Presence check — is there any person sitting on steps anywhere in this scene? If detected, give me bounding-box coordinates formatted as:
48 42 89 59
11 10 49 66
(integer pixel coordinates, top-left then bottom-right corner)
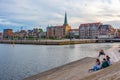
106 55 112 65
98 49 106 62
101 58 109 68
89 59 101 72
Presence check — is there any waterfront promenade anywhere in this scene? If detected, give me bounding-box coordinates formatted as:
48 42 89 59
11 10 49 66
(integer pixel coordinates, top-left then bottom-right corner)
0 39 96 45
24 57 120 80
1 39 120 45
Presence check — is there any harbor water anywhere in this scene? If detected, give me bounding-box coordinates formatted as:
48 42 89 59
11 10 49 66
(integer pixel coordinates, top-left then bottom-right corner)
0 43 120 80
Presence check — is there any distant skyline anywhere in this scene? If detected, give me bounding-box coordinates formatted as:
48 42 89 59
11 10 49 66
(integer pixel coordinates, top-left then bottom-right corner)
1 0 120 32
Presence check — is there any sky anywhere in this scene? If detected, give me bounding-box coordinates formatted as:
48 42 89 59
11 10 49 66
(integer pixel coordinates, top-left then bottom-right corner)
0 0 120 32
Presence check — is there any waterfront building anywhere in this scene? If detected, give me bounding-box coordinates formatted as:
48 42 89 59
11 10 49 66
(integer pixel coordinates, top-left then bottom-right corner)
27 28 43 39
27 30 33 36
69 29 79 39
40 32 46 38
114 29 119 38
79 22 102 39
13 30 27 40
47 26 55 38
32 28 40 38
0 32 3 40
54 26 65 39
98 25 115 39
19 30 27 39
47 25 66 39
13 31 20 40
117 29 120 38
3 29 13 39
63 12 71 36
47 12 71 39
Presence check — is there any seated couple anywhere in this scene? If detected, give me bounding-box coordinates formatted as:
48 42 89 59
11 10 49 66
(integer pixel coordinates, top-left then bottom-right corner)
89 56 112 72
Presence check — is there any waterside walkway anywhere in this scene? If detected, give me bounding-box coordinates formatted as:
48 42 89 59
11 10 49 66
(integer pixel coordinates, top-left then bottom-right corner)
0 39 96 45
1 39 120 45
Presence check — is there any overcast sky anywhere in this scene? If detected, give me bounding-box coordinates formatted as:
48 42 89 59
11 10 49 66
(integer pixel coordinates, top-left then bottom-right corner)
0 0 120 31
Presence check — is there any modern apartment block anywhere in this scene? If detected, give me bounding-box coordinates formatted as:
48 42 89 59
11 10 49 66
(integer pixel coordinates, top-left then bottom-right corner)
79 22 102 39
98 25 115 39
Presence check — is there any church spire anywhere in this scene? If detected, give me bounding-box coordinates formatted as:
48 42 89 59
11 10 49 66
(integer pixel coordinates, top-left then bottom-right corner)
63 12 68 26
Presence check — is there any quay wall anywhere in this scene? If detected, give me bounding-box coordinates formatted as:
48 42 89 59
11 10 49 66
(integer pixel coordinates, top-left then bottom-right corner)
0 39 96 45
0 39 120 45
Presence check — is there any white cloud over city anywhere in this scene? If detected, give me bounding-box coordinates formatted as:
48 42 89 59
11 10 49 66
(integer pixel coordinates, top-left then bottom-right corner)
0 0 120 31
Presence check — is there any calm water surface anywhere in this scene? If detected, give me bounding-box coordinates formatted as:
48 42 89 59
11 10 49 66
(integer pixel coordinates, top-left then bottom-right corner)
0 43 119 80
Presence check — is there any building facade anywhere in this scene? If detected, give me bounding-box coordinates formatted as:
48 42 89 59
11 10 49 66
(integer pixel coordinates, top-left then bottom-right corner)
47 12 71 39
0 32 3 40
79 22 102 39
117 29 120 38
13 30 27 40
3 29 13 39
40 32 46 38
98 25 115 39
27 28 43 39
54 26 65 38
47 27 55 38
47 25 71 39
69 29 79 39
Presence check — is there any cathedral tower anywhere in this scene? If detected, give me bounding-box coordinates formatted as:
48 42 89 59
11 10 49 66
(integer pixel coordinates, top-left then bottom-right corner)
63 12 68 26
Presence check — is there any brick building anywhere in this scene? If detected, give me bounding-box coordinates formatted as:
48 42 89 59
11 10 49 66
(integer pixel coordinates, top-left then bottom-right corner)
47 12 71 39
3 29 13 39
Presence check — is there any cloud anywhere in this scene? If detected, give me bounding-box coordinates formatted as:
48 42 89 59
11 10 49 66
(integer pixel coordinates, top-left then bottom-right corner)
104 20 120 28
0 18 24 26
0 0 120 31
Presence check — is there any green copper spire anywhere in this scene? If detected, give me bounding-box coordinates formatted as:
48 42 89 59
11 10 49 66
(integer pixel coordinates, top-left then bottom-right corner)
64 12 68 26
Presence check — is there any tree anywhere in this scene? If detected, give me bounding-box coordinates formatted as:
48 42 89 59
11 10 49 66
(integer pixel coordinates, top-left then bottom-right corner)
118 29 120 33
39 28 43 32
